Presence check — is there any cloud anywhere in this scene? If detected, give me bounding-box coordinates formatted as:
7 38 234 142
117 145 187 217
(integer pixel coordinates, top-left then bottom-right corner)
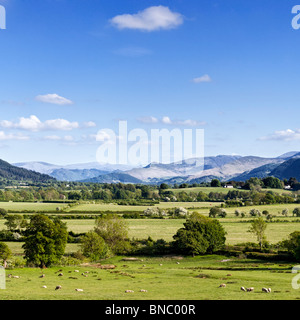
110 6 184 31
192 75 212 83
259 129 300 141
43 135 74 142
0 115 79 132
35 94 73 105
82 121 97 128
0 131 29 141
162 116 172 125
137 116 159 124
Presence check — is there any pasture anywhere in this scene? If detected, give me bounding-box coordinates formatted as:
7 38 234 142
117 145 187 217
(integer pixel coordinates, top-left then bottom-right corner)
0 255 298 300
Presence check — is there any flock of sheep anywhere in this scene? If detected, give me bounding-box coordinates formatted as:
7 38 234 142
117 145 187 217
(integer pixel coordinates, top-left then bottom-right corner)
219 283 272 293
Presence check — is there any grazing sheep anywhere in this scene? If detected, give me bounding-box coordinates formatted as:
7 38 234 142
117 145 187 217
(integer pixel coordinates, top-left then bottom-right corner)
58 273 63 277
125 290 134 293
75 289 84 292
262 287 271 293
39 274 45 278
241 287 247 292
219 284 226 288
268 288 272 293
42 286 47 289
55 285 62 290
159 264 163 266
176 262 180 265
12 276 20 279
74 270 79 273
140 289 148 292
247 287 254 292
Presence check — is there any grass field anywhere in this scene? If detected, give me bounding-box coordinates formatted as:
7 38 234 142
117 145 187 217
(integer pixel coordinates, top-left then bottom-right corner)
0 202 69 212
1 200 300 300
0 255 298 300
65 201 221 213
167 186 295 196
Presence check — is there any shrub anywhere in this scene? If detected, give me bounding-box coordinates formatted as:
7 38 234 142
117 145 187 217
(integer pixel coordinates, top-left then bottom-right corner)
173 213 226 256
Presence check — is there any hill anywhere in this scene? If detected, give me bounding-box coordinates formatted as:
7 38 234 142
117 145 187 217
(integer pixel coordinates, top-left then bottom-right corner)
270 157 300 181
0 159 55 183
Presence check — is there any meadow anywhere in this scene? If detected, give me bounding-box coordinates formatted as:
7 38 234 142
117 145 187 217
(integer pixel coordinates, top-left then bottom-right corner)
1 197 300 300
0 255 298 300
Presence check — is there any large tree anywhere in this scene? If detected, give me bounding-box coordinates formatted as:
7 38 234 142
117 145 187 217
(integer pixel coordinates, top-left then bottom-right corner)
173 213 226 256
248 217 267 250
0 242 11 268
22 214 68 268
94 214 131 254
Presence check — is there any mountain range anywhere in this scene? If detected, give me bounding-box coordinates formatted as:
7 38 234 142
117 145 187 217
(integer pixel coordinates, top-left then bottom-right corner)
11 151 300 184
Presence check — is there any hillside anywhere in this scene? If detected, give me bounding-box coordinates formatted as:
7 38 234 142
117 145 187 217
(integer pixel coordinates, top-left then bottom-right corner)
270 157 300 181
0 159 55 183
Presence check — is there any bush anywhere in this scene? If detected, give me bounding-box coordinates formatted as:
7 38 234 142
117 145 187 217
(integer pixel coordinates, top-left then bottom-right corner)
173 213 226 256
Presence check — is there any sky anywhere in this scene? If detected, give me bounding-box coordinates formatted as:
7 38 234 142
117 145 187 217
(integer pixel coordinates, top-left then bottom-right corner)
0 0 300 165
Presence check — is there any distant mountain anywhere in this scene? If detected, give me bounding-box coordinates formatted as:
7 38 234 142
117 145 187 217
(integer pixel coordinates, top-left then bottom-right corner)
12 152 300 184
0 159 55 183
50 168 109 182
182 156 283 182
81 172 143 184
14 161 137 182
125 155 241 183
276 151 300 159
270 156 300 181
230 162 283 182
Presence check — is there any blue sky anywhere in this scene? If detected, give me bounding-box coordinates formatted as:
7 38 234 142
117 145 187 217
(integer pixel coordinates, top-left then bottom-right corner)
0 0 300 165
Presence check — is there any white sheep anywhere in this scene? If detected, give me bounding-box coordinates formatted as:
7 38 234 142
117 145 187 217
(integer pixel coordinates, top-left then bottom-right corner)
241 287 247 292
125 290 134 293
75 289 84 292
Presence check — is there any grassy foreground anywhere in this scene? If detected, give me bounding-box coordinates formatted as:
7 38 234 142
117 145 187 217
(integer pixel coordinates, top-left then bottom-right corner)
0 255 298 300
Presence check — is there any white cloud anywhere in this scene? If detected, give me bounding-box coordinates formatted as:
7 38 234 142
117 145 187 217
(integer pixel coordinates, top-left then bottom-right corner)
43 135 74 142
35 94 73 105
192 75 212 83
82 121 97 128
0 131 29 141
162 116 172 125
0 115 79 132
137 116 159 124
259 129 300 141
110 6 184 31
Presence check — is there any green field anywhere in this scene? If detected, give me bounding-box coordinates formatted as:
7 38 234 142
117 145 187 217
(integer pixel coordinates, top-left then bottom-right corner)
1 200 300 300
168 186 295 196
0 255 298 300
0 202 69 212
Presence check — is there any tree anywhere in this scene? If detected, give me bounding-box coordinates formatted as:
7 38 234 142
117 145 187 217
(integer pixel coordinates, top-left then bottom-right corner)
209 206 221 218
81 231 110 261
4 215 26 232
22 215 68 268
281 231 300 261
173 213 226 256
248 217 267 251
0 208 7 218
293 208 300 217
94 215 131 254
211 179 221 187
0 242 11 268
